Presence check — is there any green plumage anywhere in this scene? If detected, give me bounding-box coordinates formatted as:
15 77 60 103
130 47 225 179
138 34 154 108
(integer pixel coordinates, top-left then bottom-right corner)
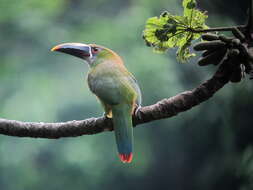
87 45 141 163
51 43 141 163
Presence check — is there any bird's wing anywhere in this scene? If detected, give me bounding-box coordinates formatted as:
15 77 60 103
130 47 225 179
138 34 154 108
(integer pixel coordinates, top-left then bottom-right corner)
126 73 142 107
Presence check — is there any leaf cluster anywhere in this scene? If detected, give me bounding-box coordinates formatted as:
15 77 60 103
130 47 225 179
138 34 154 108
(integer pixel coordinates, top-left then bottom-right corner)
143 0 208 62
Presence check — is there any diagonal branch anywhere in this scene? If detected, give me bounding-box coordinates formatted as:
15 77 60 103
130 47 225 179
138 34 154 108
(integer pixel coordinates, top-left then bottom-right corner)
0 62 232 139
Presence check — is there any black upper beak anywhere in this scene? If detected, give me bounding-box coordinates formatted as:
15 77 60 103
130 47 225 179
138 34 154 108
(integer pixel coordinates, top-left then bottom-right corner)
51 43 91 60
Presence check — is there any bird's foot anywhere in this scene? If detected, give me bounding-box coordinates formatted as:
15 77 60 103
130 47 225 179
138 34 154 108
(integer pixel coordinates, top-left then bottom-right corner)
103 112 109 118
103 112 112 119
134 105 142 120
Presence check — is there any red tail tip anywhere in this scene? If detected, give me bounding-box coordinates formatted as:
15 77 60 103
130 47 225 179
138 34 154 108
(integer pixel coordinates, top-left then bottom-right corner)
119 153 133 163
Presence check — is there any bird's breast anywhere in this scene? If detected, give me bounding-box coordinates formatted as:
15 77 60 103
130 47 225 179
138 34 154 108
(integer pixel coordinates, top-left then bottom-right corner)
88 64 119 91
87 63 137 105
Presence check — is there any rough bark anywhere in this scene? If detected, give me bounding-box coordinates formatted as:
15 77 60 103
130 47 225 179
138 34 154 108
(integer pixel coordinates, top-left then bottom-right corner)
0 63 231 139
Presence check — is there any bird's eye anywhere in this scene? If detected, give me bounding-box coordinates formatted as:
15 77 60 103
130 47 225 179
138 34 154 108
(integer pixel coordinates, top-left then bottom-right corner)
92 47 99 54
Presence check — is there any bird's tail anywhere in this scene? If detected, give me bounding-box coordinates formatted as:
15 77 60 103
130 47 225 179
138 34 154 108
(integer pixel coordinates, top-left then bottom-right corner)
112 104 133 163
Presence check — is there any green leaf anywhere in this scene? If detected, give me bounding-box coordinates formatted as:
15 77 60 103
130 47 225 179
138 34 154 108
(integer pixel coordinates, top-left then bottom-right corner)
176 33 196 62
183 0 197 17
142 0 208 63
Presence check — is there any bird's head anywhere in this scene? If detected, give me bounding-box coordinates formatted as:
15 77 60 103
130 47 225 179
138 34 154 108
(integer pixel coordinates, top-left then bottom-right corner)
51 43 119 66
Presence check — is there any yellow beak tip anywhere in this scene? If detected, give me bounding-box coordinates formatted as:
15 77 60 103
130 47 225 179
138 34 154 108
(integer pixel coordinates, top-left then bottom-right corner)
51 46 59 52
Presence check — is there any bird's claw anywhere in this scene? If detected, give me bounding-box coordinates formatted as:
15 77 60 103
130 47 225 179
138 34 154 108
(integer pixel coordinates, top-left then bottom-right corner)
103 112 109 119
134 105 142 120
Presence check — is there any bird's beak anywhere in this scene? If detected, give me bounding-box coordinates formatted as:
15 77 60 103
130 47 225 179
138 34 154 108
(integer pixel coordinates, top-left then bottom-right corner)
51 43 92 60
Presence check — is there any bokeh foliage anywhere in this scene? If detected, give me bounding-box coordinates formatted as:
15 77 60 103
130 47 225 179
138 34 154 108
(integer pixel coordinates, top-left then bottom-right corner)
0 0 252 190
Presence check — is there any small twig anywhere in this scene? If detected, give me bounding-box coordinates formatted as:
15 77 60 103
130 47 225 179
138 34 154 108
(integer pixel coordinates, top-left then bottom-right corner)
189 25 246 33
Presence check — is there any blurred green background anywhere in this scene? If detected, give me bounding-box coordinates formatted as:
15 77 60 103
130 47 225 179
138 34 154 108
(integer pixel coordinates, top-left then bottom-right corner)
0 0 252 189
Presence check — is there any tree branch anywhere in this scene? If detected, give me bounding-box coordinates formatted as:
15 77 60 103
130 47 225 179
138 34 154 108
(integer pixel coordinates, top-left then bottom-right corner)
0 62 232 139
190 25 246 33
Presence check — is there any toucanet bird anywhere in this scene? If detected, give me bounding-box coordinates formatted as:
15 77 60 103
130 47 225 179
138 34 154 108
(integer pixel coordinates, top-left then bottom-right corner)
51 43 141 163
